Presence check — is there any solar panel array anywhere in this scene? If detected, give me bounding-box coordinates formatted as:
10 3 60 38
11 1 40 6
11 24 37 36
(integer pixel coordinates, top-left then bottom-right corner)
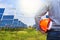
0 8 27 28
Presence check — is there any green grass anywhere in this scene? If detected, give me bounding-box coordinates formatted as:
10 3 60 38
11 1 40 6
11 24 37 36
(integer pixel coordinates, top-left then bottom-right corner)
0 29 46 40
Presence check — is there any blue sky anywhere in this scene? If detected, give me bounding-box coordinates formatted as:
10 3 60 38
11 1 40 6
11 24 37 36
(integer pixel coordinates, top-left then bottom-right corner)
0 0 47 26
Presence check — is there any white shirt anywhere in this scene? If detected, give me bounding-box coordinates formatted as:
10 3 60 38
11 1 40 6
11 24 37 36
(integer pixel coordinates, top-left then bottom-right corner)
35 0 60 29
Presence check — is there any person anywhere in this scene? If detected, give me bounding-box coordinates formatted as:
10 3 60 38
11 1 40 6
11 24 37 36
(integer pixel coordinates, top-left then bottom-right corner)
35 0 60 40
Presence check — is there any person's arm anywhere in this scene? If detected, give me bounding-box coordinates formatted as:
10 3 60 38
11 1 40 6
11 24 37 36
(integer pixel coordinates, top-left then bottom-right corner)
35 6 49 33
35 6 49 26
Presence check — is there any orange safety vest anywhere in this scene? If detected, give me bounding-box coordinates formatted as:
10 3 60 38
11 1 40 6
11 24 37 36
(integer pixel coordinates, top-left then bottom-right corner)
39 18 51 33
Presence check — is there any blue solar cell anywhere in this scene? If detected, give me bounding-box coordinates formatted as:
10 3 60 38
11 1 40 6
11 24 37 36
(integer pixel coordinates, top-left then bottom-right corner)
13 22 18 25
13 19 19 27
11 20 27 28
17 21 27 27
0 23 5 27
0 8 5 13
3 15 14 19
1 20 13 25
18 21 24 24
0 14 2 19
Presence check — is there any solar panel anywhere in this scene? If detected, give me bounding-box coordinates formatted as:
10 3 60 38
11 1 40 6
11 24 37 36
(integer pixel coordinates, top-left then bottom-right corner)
13 19 19 27
3 15 14 20
13 20 24 27
19 21 27 28
0 23 5 27
0 8 5 13
1 20 13 26
17 21 25 27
